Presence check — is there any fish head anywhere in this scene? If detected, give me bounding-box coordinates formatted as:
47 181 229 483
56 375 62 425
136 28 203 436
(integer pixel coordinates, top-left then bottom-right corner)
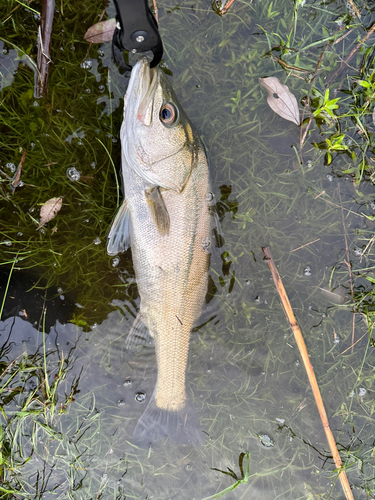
123 58 199 188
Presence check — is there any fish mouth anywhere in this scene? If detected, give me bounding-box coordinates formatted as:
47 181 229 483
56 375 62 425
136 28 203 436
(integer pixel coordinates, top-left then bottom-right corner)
129 58 158 126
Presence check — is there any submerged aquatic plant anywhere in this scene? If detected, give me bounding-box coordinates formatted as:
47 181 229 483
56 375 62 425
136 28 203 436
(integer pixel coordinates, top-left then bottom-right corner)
1 0 375 499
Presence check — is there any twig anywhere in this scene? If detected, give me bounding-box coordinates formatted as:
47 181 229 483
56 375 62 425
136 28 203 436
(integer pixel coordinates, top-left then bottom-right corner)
218 0 236 15
347 0 361 19
152 0 158 23
0 354 22 380
11 149 27 193
262 247 354 500
340 332 367 355
291 238 320 253
327 24 375 85
35 0 55 98
333 29 354 46
338 187 356 353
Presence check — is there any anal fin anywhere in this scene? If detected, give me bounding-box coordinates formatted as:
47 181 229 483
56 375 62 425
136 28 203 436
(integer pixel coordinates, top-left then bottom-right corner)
125 312 153 351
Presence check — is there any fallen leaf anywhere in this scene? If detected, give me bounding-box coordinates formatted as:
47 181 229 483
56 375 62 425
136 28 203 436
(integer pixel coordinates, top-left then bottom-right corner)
84 18 117 44
260 77 300 125
37 197 63 230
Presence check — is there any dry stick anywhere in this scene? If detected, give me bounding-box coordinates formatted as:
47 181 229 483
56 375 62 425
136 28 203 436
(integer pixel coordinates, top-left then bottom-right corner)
35 0 55 98
11 149 27 192
262 247 354 500
327 23 375 85
152 0 159 23
338 187 356 353
220 0 236 15
291 238 320 253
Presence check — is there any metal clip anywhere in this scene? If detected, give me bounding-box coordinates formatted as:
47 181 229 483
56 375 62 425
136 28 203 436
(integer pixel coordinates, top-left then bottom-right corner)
112 0 163 71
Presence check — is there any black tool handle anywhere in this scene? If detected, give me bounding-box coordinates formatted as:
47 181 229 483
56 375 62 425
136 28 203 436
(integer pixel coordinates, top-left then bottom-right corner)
113 0 163 70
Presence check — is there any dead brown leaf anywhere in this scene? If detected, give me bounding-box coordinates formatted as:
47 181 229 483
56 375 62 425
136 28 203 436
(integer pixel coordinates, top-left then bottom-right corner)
37 197 63 230
260 76 300 125
84 18 116 44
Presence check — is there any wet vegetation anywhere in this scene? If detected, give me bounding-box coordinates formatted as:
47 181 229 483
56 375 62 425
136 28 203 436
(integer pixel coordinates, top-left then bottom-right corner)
1 0 375 498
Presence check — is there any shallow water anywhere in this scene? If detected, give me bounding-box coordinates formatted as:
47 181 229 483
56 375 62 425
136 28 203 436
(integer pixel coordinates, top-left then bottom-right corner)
1 0 375 498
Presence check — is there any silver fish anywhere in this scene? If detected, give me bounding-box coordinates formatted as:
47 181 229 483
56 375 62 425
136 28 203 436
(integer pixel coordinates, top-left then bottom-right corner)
108 58 217 447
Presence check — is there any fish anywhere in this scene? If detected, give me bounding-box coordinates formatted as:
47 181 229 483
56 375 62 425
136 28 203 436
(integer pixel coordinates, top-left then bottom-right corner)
107 58 218 447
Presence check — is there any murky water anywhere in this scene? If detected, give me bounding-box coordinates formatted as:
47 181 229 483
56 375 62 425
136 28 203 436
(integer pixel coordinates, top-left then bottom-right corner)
1 0 375 498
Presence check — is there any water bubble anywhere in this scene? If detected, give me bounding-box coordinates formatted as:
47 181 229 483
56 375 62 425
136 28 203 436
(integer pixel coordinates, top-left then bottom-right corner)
112 257 120 267
353 247 362 256
85 88 91 94
98 49 105 57
60 295 65 300
326 174 333 182
185 463 193 471
306 160 313 168
135 392 146 403
91 161 96 169
304 266 312 277
123 378 132 387
117 399 125 407
57 287 63 294
358 387 367 397
207 192 214 202
370 202 375 210
102 473 108 480
33 101 39 107
17 232 23 237
245 279 251 285
6 162 16 173
66 166 81 181
3 240 12 247
80 59 92 69
258 434 275 448
276 418 285 424
3 48 8 54
93 237 101 245
70 45 75 51
349 390 354 398
295 360 300 367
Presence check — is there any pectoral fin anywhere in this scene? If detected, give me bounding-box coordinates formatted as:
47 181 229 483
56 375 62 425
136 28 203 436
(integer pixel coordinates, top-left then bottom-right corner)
145 187 170 236
107 200 132 255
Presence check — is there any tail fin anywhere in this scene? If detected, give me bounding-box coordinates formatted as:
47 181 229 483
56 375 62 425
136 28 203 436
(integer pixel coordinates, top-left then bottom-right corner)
132 392 204 448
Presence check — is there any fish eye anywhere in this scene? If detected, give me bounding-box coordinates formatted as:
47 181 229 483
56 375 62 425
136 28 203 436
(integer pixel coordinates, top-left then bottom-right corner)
160 103 177 126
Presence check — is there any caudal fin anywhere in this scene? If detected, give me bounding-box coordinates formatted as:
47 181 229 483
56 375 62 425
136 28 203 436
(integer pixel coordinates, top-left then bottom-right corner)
132 393 204 448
